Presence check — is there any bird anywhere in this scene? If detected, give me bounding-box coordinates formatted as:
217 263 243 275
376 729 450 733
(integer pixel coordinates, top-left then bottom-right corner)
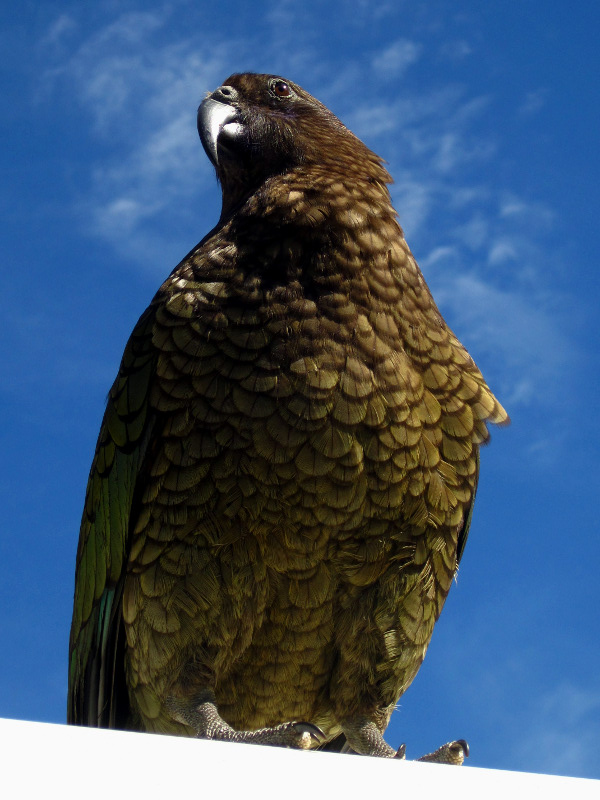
68 72 508 761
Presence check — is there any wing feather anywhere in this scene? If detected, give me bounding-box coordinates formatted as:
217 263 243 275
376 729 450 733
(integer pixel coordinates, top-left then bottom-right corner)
68 308 157 727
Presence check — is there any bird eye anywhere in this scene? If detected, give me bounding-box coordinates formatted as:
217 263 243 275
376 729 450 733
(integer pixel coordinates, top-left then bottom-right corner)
271 79 292 98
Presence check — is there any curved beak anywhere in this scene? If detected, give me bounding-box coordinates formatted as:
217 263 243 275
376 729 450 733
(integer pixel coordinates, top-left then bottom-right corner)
197 98 242 167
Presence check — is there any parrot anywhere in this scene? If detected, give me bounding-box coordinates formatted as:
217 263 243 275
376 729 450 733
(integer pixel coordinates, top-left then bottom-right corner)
68 73 508 763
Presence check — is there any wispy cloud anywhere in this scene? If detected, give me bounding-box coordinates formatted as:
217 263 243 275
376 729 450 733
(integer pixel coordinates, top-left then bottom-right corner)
434 270 569 406
371 38 422 76
38 13 78 51
518 88 549 117
439 39 473 61
40 9 232 265
512 682 600 778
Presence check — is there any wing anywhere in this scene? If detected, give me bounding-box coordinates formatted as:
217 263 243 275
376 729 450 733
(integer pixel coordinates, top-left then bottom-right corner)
68 307 157 727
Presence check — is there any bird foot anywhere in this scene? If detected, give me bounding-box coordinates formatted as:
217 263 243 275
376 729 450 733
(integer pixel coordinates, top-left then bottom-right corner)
166 692 324 750
415 739 469 765
341 718 468 764
341 717 400 758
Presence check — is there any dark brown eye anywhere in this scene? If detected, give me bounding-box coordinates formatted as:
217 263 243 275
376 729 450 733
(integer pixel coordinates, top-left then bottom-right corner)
271 80 292 98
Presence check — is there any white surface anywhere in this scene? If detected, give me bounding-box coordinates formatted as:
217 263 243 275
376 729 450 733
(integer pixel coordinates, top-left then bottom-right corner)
1 717 598 799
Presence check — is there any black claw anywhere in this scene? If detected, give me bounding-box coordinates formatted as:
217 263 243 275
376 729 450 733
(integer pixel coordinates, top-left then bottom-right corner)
293 721 326 744
395 743 406 759
453 739 469 758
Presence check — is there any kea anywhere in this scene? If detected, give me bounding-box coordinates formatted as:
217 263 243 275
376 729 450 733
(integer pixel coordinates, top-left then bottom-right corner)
68 73 508 762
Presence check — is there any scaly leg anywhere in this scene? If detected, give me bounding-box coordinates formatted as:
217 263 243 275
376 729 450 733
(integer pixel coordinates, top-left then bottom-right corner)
166 691 324 749
341 718 468 764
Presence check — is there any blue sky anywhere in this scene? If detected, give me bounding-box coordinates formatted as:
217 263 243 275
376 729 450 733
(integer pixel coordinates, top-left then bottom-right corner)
2 0 599 780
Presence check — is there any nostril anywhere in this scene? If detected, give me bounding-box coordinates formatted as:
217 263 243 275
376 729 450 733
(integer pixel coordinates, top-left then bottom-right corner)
215 85 238 102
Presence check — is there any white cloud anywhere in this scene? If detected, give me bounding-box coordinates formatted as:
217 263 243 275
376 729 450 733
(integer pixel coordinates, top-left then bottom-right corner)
347 101 402 138
46 12 226 138
499 195 555 229
540 683 600 730
454 213 490 250
392 180 437 238
439 39 473 61
512 682 600 777
372 38 422 76
488 238 518 265
40 9 232 264
39 13 78 50
518 88 549 117
430 268 571 406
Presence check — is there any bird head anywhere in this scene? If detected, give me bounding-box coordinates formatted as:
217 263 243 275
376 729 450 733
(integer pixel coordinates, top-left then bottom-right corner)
198 73 389 218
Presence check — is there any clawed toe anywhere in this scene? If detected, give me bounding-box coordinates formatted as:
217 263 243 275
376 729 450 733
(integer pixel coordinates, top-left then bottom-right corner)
167 693 322 750
395 743 407 759
271 720 325 749
291 721 326 747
